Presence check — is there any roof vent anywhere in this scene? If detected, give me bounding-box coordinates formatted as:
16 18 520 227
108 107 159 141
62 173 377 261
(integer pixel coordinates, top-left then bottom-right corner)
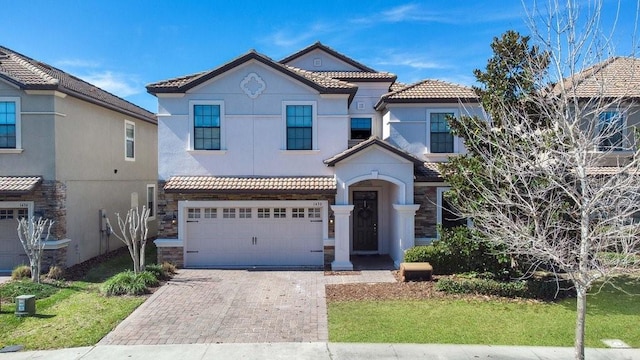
313 58 322 67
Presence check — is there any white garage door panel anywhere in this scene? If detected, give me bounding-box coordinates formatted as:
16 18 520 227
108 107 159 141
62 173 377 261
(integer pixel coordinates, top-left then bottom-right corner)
184 203 324 267
0 209 29 271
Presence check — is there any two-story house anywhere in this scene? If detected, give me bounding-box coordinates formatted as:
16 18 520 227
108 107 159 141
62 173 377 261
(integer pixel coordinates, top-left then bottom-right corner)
148 42 481 270
0 46 158 272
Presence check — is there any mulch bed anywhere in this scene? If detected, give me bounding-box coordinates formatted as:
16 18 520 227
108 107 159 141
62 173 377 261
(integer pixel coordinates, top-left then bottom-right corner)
326 271 445 302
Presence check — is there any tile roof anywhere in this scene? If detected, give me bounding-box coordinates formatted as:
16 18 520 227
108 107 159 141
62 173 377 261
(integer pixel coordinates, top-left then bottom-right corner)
324 137 424 166
0 46 156 124
164 176 337 193
147 51 357 104
0 176 42 194
415 162 443 181
314 71 397 82
376 79 478 109
554 57 640 98
279 42 376 72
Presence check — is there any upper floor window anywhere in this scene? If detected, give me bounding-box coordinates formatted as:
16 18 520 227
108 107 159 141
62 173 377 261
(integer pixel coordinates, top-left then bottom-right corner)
598 111 624 151
0 98 20 149
286 105 312 150
125 120 135 160
193 104 221 150
350 118 372 140
430 112 454 153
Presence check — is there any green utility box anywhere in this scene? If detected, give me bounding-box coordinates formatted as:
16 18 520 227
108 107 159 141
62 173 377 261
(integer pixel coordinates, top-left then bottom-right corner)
15 295 36 316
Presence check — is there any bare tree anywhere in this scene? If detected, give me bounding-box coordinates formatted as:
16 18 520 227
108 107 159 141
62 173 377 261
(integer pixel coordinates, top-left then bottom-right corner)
441 1 639 359
16 217 54 283
106 206 151 274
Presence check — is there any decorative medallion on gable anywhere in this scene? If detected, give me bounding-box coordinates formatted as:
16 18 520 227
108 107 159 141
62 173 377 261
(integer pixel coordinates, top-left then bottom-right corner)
240 72 266 99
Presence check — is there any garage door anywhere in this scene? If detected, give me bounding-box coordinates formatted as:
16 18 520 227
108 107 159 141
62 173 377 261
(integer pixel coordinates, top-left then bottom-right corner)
0 208 29 271
184 201 326 267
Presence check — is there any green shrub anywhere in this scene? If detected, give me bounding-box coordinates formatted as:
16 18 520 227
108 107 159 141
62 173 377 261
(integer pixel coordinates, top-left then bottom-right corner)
404 226 516 279
11 265 31 280
101 270 158 296
435 275 575 300
47 266 65 280
144 264 168 281
0 280 61 299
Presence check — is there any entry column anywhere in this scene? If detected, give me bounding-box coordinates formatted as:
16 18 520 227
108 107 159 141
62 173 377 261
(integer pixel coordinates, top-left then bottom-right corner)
331 204 354 271
392 204 420 267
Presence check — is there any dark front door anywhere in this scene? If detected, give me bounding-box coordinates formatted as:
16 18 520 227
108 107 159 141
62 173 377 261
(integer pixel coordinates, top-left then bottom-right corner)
352 191 378 252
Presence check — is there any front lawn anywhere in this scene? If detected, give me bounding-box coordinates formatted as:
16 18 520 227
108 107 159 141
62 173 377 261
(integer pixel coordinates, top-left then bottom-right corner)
0 248 155 350
328 276 640 347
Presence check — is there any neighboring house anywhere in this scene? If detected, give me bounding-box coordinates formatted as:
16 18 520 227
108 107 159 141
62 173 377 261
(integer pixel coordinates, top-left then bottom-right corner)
0 46 158 273
147 42 482 270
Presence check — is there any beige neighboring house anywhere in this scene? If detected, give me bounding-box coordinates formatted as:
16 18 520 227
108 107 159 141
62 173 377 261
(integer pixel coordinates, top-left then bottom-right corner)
0 45 157 273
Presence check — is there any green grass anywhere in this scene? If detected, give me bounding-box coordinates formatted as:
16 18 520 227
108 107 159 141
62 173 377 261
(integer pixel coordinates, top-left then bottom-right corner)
0 247 154 350
328 276 640 347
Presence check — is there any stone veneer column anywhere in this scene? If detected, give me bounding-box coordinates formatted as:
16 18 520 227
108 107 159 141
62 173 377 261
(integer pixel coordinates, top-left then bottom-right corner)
392 204 421 267
330 204 354 271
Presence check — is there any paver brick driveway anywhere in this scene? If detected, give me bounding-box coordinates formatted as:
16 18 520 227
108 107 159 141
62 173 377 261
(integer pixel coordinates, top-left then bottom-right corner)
99 270 328 345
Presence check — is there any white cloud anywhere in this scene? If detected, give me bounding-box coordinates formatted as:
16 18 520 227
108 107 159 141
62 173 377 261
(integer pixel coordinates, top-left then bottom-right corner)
81 71 140 97
263 21 334 49
376 52 447 70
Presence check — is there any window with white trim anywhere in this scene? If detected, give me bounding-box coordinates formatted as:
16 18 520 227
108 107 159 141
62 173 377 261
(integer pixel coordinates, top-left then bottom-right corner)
0 98 20 149
273 208 286 218
308 208 321 218
146 184 156 219
223 208 236 218
257 208 270 218
598 111 625 151
204 208 217 218
437 187 467 230
429 112 455 153
283 101 316 151
292 208 305 218
190 101 224 151
187 208 201 219
350 117 372 140
239 208 252 218
125 120 135 160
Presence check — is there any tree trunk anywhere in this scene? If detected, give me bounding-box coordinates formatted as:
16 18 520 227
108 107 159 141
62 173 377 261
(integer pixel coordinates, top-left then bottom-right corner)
139 242 146 272
574 285 587 360
30 259 38 283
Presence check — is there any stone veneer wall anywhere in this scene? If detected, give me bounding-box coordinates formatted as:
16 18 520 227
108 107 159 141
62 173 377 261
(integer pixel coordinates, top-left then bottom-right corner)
413 185 438 239
157 246 184 268
1 180 69 269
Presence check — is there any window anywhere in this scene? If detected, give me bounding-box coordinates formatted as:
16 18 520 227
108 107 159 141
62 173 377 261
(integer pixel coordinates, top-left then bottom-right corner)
437 188 467 230
598 111 624 151
239 208 252 218
223 208 236 218
286 104 312 150
350 118 372 140
125 121 135 160
292 208 305 218
0 209 13 220
146 184 156 219
257 208 270 218
204 208 217 218
0 98 19 149
430 112 454 153
308 208 321 218
193 103 221 150
273 208 286 218
187 208 201 219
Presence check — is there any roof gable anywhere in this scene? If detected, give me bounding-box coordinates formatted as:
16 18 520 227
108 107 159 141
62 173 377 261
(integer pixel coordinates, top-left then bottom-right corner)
554 56 640 99
147 50 357 104
280 42 376 72
324 137 424 166
0 46 156 124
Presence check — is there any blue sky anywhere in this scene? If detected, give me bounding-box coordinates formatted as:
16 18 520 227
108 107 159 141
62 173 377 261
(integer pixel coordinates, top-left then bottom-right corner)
1 1 637 112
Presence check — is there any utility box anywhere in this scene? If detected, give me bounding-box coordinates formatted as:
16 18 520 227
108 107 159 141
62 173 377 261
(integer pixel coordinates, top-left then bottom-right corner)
15 295 36 316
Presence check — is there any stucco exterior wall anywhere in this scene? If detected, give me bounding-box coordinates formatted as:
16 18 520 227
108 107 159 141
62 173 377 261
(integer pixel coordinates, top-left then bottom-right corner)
283 49 361 71
157 61 350 180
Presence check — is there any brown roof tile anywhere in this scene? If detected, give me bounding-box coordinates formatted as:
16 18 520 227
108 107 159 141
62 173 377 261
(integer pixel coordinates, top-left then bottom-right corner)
554 57 640 98
415 162 443 181
0 176 42 194
164 176 336 193
0 46 156 124
314 71 397 82
378 79 478 107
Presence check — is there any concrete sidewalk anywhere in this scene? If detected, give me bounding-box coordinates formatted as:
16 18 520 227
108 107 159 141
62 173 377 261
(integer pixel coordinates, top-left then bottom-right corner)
1 343 638 360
